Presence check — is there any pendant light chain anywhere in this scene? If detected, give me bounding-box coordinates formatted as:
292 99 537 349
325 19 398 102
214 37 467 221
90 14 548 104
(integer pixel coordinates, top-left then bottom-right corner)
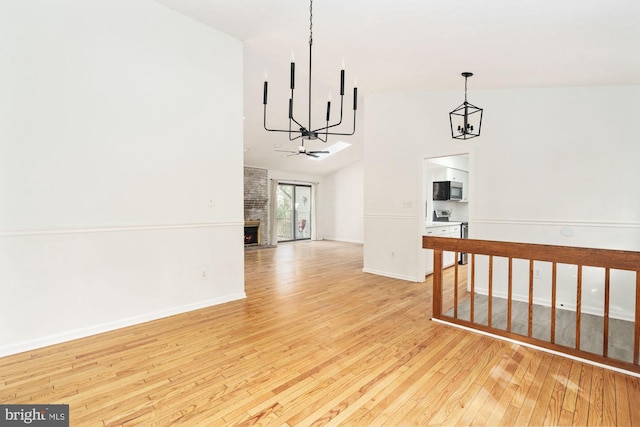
308 0 313 137
464 75 468 104
309 0 313 46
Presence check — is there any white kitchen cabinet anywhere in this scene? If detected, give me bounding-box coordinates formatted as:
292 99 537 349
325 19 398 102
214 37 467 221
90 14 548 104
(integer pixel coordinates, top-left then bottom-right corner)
432 167 465 182
448 224 460 237
445 168 462 182
424 224 461 276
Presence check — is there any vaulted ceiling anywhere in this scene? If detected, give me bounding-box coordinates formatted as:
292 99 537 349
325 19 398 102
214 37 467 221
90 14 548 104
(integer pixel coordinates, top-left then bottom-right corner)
155 0 640 175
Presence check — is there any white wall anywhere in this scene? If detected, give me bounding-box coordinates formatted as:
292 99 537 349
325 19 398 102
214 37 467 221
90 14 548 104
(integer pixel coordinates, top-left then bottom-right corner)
364 86 640 317
317 160 364 243
0 0 245 356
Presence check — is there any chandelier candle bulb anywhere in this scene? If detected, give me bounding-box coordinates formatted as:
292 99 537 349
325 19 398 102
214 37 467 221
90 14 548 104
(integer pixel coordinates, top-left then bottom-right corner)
290 62 295 90
353 87 358 110
263 81 268 105
326 100 331 121
340 69 345 95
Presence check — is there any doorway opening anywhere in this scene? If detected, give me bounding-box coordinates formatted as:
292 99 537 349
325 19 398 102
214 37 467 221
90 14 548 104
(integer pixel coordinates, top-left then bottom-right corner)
276 183 312 242
422 152 472 280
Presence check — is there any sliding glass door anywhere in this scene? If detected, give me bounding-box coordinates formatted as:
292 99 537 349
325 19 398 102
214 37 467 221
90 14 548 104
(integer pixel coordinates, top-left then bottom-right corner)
276 184 311 242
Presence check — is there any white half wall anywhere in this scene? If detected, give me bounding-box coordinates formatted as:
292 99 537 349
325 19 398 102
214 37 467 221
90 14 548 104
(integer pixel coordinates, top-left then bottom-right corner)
0 0 245 356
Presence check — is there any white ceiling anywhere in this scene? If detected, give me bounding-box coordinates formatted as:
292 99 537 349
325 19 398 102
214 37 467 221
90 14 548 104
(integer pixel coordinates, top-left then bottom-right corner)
155 0 640 176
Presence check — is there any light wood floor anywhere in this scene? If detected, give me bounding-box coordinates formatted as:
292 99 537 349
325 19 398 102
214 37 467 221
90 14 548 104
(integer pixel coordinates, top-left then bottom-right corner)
1 240 639 426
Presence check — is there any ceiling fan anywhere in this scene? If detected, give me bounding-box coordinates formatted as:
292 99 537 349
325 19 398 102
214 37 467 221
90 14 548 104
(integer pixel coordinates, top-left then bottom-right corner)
276 144 329 158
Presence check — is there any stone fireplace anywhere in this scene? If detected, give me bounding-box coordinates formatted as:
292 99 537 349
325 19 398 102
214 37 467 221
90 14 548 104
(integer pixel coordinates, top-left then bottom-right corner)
244 166 268 246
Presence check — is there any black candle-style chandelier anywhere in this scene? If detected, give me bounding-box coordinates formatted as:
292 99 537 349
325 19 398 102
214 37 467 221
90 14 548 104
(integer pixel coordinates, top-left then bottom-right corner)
262 0 357 143
449 72 483 140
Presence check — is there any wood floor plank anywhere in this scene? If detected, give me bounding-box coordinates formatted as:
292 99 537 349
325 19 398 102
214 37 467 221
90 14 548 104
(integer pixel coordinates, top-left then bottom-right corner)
602 366 618 426
558 360 583 425
542 357 572 426
452 340 523 426
613 371 632 426
513 352 554 425
464 346 522 425
522 353 563 426
571 363 593 426
0 241 636 426
587 366 605 426
483 347 534 426
626 375 640 427
398 333 492 425
496 349 545 425
428 346 502 425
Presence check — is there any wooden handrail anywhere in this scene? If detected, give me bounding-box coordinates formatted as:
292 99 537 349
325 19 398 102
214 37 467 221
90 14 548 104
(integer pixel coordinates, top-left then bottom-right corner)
423 236 640 270
423 235 640 375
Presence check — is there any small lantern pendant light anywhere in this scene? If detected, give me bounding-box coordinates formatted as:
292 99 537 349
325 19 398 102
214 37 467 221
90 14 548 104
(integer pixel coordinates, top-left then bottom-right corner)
449 72 483 140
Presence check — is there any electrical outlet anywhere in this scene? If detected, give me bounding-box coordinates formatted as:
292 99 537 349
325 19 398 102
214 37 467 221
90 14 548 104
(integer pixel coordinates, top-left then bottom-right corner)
200 268 208 280
207 197 215 207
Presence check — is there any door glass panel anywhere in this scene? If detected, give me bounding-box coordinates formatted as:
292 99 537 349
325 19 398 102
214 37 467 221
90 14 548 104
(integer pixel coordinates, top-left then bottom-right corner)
295 186 311 239
277 184 311 242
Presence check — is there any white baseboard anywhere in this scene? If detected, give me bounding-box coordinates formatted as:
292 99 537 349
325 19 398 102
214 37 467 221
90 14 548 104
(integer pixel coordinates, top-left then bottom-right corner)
0 293 247 358
362 268 419 282
321 237 364 244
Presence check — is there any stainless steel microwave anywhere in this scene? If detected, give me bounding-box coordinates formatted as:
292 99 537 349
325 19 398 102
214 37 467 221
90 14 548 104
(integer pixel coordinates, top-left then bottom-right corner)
433 181 463 201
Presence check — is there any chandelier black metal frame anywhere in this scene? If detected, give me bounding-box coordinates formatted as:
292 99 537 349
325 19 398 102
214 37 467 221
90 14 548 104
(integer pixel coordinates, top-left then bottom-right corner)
262 0 357 143
449 72 483 140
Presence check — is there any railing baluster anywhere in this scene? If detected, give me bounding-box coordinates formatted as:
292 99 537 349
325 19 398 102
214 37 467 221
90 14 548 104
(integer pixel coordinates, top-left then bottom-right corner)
433 249 443 319
488 255 493 328
508 257 513 332
576 265 583 351
470 253 475 324
551 262 557 344
528 260 534 338
635 272 639 366
454 253 459 319
603 268 610 357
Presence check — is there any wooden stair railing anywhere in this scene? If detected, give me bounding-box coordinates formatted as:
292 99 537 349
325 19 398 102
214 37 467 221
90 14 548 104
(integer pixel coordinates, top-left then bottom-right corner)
423 236 640 375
